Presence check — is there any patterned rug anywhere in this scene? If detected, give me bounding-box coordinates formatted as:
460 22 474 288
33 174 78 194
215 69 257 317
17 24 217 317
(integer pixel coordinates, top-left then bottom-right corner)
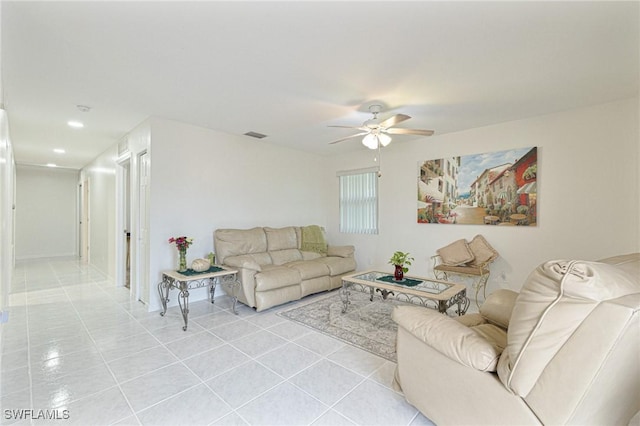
278 290 409 362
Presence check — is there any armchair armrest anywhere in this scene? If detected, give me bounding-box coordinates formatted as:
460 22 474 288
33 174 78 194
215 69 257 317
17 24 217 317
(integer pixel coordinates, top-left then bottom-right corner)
392 306 501 372
223 255 262 272
480 289 519 329
327 245 355 258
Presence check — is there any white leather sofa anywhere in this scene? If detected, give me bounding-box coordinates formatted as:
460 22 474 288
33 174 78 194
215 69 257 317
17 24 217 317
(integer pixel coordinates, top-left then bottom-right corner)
214 226 356 311
393 253 640 425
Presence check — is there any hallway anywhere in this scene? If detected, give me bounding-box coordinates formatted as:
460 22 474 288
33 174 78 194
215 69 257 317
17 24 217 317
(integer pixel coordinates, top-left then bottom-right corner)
0 258 430 426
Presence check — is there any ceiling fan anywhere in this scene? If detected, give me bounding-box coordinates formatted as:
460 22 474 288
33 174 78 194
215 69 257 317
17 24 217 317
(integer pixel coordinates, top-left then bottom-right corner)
328 104 434 149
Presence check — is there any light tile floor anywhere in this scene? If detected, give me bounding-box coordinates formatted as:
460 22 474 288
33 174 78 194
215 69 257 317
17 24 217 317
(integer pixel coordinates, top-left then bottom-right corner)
0 258 435 426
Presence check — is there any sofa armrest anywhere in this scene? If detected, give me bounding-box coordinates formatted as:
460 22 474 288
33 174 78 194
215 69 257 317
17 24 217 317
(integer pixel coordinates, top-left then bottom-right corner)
327 245 355 258
392 306 502 372
224 255 262 272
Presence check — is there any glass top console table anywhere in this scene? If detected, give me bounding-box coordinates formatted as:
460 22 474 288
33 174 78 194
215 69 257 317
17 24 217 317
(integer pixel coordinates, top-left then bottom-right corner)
340 270 469 315
158 266 240 331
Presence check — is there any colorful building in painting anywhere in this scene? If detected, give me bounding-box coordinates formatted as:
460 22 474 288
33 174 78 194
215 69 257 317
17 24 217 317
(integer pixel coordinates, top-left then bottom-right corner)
511 147 538 224
418 157 460 223
469 163 512 208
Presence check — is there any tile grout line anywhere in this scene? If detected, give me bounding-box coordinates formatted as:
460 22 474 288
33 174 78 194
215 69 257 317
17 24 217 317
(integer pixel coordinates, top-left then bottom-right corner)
11 257 425 426
21 264 35 426
55 259 144 425
200 312 377 426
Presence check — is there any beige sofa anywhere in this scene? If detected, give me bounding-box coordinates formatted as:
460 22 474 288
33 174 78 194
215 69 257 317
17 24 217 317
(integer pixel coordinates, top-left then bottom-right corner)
214 226 356 311
393 253 640 425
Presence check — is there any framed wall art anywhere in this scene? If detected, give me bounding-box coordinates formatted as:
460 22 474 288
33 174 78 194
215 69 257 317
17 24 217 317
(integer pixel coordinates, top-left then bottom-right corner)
418 146 537 226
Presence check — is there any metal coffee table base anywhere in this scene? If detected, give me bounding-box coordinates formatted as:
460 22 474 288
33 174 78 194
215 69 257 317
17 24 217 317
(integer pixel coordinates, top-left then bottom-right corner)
340 273 469 316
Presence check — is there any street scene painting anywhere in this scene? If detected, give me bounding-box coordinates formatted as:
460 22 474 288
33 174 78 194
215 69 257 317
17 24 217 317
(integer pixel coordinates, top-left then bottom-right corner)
418 146 537 226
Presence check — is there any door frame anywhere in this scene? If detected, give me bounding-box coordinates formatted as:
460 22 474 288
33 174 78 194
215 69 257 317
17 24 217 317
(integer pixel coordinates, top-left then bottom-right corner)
115 155 131 288
136 150 150 304
79 178 90 261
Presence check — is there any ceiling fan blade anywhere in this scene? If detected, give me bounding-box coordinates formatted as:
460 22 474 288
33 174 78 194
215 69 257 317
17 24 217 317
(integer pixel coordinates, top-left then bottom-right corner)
328 125 370 132
386 128 435 136
328 132 369 144
379 113 411 129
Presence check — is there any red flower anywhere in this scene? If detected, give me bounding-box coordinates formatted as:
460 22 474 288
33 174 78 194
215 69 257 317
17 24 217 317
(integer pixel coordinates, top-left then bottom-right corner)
168 236 193 252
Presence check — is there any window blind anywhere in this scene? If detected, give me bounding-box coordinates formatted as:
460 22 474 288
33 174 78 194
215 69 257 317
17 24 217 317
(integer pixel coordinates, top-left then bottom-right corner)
338 169 378 234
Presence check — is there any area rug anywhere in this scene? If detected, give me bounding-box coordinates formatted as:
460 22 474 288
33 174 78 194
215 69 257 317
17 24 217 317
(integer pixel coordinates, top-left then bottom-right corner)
278 290 410 362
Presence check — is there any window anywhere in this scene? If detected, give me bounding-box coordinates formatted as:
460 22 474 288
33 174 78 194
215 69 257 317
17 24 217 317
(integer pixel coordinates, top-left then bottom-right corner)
338 168 378 234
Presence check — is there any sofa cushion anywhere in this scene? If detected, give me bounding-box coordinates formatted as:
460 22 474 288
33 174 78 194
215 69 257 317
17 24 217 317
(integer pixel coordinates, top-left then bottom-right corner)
270 249 303 265
223 254 262 271
597 253 640 278
215 227 267 264
301 251 323 261
255 265 301 291
265 227 298 251
287 260 330 280
327 245 355 258
314 256 357 276
437 239 475 266
468 235 499 266
499 259 639 396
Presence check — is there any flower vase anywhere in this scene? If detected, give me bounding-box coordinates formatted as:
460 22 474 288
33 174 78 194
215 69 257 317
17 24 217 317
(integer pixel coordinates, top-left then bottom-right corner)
178 250 188 272
394 265 404 281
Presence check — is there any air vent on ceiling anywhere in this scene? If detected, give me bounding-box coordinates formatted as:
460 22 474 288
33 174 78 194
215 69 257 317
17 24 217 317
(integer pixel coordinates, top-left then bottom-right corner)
244 131 267 139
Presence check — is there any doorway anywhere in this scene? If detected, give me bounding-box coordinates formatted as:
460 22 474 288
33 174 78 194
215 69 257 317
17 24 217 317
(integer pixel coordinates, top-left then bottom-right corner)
137 151 150 305
115 149 150 305
80 179 90 261
116 158 131 289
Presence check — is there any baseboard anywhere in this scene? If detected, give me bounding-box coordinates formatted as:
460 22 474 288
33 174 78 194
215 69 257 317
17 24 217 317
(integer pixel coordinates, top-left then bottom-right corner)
15 253 78 261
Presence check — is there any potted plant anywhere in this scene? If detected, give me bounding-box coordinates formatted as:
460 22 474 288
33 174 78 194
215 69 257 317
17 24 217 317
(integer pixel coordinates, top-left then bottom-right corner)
388 251 414 281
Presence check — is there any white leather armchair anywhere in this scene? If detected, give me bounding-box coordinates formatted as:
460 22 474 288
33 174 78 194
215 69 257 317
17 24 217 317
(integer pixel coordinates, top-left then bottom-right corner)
393 253 640 425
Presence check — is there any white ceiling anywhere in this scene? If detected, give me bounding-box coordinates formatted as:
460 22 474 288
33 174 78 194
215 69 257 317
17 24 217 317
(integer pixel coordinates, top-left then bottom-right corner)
3 1 639 169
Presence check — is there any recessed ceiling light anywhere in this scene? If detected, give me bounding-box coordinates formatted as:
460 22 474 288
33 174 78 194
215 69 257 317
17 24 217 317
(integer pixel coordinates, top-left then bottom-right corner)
67 121 84 128
54 148 65 154
46 163 57 168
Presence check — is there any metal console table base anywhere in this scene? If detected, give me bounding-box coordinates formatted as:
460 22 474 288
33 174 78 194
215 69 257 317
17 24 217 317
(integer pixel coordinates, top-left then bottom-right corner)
158 268 240 331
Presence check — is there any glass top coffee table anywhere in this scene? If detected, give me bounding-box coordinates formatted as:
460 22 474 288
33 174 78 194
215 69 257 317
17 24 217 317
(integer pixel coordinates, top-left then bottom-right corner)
340 270 469 315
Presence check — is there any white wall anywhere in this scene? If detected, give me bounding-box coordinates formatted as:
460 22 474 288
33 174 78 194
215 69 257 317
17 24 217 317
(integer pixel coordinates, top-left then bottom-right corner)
0 1 16 323
145 118 328 311
326 98 639 293
0 109 15 323
80 97 638 311
82 117 330 311
15 165 79 260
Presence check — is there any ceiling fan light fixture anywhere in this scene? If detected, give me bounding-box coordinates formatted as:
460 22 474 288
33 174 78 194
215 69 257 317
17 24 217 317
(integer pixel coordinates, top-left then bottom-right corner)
362 133 378 149
328 104 433 146
362 132 392 149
